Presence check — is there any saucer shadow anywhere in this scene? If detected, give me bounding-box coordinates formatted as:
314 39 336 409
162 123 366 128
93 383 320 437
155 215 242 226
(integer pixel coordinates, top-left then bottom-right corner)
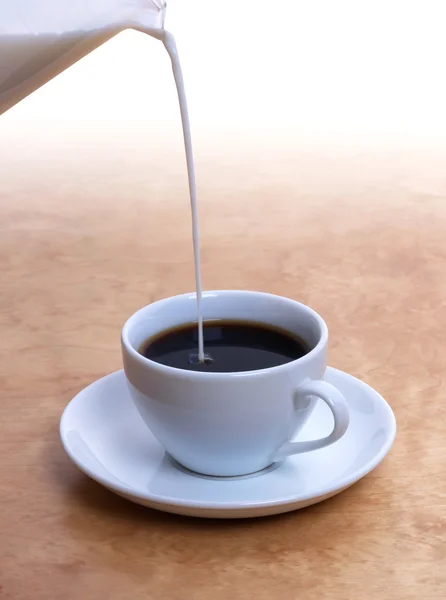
51 420 366 534
54 451 364 533
68 472 363 528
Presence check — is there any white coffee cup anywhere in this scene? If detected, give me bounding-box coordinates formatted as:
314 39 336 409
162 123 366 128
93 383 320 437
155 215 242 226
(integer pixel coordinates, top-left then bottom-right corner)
122 290 349 477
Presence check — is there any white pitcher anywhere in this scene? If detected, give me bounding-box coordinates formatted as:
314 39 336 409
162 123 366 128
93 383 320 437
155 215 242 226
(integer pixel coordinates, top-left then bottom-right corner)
0 0 166 115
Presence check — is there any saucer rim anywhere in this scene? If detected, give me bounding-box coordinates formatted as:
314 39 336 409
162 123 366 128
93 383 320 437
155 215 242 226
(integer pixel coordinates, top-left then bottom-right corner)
60 367 397 511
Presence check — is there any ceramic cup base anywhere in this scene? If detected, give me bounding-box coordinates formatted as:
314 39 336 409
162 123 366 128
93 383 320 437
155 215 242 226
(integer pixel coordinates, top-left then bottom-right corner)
168 455 284 481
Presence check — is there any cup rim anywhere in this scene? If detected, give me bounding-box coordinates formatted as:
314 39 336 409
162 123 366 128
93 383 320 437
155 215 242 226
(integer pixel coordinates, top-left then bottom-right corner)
121 290 328 380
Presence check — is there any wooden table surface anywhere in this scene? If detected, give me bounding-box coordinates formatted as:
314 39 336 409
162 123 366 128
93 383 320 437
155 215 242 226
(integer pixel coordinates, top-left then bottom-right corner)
1 4 446 598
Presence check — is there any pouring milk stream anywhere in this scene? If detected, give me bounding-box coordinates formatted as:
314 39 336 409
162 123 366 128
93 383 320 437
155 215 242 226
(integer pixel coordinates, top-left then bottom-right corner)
0 0 206 361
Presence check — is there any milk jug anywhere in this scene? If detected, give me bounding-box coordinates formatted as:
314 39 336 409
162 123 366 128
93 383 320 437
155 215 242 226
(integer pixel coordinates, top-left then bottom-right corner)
0 0 166 115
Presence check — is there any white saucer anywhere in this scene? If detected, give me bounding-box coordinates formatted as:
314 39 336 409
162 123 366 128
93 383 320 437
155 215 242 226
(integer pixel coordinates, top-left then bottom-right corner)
60 368 396 519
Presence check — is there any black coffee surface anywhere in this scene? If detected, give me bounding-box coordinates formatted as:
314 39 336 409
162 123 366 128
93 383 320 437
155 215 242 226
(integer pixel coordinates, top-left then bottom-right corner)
139 320 309 373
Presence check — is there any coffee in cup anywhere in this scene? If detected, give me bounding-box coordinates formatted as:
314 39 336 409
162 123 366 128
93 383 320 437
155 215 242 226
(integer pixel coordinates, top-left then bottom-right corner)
139 320 310 373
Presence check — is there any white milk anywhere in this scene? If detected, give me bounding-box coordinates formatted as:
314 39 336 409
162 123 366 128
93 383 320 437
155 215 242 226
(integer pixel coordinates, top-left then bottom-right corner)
0 24 206 361
163 31 205 362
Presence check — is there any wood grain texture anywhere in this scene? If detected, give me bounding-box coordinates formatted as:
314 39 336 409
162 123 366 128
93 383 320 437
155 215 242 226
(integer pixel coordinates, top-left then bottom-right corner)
1 23 446 600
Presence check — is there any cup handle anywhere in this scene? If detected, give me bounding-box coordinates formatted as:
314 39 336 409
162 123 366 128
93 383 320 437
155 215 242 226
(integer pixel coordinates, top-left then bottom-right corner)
273 380 350 461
